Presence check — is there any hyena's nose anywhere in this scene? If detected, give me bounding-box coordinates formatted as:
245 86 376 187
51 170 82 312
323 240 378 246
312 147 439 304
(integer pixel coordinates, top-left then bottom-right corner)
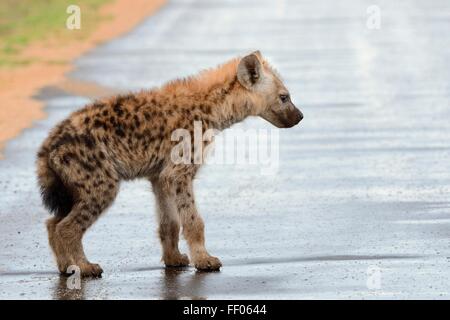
285 108 303 128
293 109 303 125
297 110 304 122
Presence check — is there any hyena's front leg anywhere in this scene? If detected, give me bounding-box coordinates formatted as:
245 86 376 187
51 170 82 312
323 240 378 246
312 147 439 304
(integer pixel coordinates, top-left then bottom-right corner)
152 179 190 267
176 178 222 271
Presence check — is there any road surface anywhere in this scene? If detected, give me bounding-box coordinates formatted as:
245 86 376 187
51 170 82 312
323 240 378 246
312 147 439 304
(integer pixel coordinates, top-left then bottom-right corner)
1 0 449 299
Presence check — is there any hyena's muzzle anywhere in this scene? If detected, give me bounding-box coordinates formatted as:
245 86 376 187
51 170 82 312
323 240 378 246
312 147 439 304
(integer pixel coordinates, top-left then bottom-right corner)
262 101 303 128
279 103 303 128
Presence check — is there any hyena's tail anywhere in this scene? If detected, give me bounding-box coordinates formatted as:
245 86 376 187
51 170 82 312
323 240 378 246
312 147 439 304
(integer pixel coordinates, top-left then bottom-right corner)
36 148 73 218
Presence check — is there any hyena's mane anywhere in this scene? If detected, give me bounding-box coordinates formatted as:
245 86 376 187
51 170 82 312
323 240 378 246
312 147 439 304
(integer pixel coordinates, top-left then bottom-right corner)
159 58 240 95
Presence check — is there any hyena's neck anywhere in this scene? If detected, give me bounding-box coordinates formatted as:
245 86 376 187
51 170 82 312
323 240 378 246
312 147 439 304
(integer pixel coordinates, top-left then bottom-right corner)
204 78 255 131
156 59 257 132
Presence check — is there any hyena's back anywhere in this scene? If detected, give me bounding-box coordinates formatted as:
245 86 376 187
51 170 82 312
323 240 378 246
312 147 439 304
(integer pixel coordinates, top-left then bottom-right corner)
37 93 170 218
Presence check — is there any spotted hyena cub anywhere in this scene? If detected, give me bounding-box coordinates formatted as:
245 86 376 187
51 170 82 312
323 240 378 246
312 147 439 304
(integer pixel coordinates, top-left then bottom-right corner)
37 51 303 277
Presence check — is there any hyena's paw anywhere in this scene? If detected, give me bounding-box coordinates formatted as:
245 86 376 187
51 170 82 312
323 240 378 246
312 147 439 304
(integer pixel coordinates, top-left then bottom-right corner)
194 255 222 271
57 262 71 275
78 262 103 278
164 253 190 267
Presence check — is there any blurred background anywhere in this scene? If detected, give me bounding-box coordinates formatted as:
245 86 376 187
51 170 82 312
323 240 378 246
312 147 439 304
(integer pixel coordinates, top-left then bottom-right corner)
0 0 449 299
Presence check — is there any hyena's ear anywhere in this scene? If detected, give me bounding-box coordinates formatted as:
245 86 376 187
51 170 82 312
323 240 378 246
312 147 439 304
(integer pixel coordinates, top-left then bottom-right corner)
237 53 263 90
251 50 263 60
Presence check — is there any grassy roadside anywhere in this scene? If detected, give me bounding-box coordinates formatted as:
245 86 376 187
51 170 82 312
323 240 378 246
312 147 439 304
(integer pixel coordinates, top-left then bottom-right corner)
0 0 112 68
0 0 166 159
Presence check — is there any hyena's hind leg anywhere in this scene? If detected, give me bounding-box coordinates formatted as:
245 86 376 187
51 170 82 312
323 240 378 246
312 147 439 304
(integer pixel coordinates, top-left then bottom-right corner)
176 177 222 271
47 146 120 277
151 178 190 267
47 209 87 275
46 216 67 272
54 181 119 277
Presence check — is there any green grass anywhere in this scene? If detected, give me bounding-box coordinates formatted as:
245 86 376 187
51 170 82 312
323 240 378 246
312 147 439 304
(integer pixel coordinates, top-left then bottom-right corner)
0 0 112 68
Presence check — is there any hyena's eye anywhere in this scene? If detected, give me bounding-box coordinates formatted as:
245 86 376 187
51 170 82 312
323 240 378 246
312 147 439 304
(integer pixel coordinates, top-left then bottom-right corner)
279 94 290 103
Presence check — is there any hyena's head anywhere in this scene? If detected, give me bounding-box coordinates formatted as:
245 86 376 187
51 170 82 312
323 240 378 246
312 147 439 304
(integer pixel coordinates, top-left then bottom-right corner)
237 51 303 128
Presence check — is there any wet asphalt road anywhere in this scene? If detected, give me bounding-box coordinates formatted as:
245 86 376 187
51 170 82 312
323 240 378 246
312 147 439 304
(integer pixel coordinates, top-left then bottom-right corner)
1 0 450 299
